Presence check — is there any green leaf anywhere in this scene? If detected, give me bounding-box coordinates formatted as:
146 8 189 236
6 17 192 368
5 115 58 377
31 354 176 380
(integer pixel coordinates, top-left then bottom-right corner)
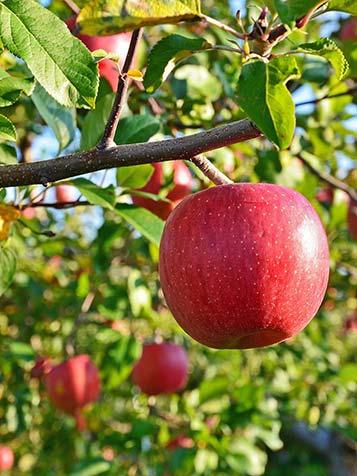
65 178 116 209
273 0 323 24
0 143 17 165
0 246 17 296
0 0 98 108
31 84 76 153
80 93 115 150
115 203 164 247
297 38 349 80
115 114 161 145
117 164 154 188
78 0 202 36
0 67 34 107
327 0 357 14
0 113 16 141
237 57 300 149
69 458 111 476
8 341 35 362
144 34 211 93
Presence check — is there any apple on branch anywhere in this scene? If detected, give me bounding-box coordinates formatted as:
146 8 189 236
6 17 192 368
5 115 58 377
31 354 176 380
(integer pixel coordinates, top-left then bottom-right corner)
159 183 330 349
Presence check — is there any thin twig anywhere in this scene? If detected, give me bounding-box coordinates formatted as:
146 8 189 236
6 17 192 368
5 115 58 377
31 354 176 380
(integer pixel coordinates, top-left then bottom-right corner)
201 14 246 40
98 29 142 150
19 201 91 209
296 87 357 107
65 291 96 357
62 0 80 15
298 154 357 202
0 119 261 188
190 154 233 185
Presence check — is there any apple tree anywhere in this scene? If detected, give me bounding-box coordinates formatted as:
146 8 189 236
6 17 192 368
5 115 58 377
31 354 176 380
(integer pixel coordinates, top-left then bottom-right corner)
0 0 356 475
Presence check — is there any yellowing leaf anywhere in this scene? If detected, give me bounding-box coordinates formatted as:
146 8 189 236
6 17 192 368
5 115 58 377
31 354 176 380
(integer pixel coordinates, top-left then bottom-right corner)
127 69 143 81
0 204 20 241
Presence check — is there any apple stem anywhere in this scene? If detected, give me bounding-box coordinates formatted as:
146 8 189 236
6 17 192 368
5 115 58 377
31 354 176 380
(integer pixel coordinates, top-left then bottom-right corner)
98 29 143 151
190 154 233 186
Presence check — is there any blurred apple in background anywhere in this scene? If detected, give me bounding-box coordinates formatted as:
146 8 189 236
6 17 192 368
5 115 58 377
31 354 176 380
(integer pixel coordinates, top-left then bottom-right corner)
340 17 357 41
55 184 78 203
132 161 193 220
132 342 189 395
0 445 14 472
347 199 357 240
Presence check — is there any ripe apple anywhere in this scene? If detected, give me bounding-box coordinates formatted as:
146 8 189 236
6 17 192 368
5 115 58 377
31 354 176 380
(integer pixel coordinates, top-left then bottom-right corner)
159 183 330 349
132 342 189 395
132 161 193 220
55 184 77 203
0 445 14 471
340 17 357 41
166 435 194 450
44 354 101 428
66 16 134 91
347 199 357 240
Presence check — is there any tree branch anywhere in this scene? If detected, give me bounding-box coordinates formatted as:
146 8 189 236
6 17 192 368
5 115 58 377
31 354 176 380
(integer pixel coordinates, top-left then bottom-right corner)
298 154 357 202
0 119 261 188
62 0 80 15
98 29 142 149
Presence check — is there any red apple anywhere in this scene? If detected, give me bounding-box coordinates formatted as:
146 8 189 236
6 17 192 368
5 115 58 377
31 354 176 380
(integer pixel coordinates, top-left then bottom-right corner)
67 16 134 91
44 354 101 429
166 435 194 450
21 207 36 219
132 342 189 395
316 187 334 206
0 445 14 471
132 162 193 220
340 17 357 41
347 199 357 240
30 356 53 379
55 185 77 203
159 183 330 349
344 310 357 333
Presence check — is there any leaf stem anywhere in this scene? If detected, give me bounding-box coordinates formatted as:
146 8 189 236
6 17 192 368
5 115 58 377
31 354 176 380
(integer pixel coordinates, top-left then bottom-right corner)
98 29 142 150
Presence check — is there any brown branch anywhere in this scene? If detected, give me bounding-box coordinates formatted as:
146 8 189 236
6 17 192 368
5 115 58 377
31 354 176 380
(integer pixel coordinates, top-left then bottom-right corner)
65 291 96 357
62 0 80 15
98 29 142 150
298 154 357 202
191 154 233 185
19 201 91 210
0 119 261 188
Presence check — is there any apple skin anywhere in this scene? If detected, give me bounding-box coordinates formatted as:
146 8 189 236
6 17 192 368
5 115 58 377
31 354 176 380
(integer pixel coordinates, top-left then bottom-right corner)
132 162 193 220
67 17 133 91
166 435 194 450
159 183 330 349
340 17 357 42
132 342 189 395
55 185 77 203
44 354 101 414
347 199 357 240
0 445 14 471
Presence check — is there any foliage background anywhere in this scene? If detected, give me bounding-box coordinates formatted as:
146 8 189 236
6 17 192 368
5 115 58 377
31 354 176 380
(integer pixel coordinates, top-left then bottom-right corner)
0 0 356 475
